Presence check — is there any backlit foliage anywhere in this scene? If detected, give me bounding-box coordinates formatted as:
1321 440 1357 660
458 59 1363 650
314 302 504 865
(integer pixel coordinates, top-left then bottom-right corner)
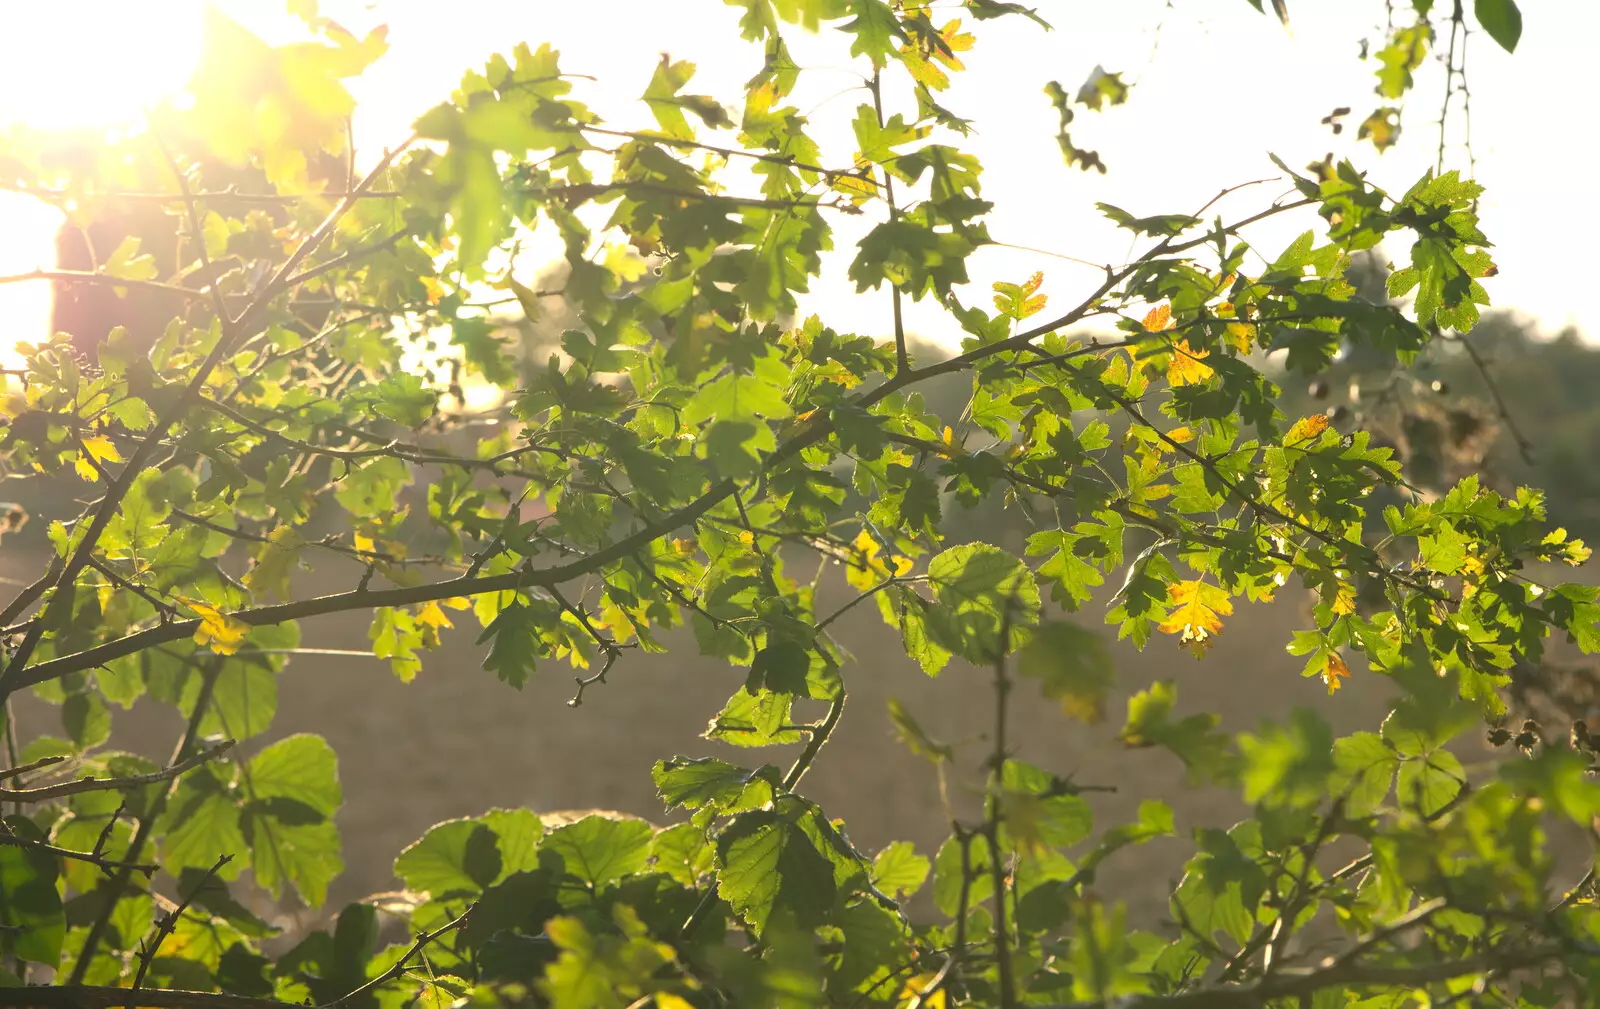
3 1 1594 1007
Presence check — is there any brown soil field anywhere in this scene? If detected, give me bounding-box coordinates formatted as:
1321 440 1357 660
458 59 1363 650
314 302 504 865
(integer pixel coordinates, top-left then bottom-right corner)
5 534 1446 932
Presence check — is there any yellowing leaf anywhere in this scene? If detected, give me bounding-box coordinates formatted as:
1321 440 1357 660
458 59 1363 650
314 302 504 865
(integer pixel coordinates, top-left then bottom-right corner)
1543 527 1592 566
1157 580 1232 657
184 598 250 655
1285 414 1332 445
847 528 912 590
1166 340 1213 387
939 425 964 455
1142 303 1173 332
898 973 948 1009
74 434 122 480
999 790 1056 859
417 600 454 630
1322 650 1351 694
900 20 974 91
832 154 879 205
1320 573 1357 616
993 271 1047 321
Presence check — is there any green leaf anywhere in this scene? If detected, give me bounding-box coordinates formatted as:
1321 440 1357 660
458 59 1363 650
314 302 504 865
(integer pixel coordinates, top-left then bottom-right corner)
843 0 905 67
750 640 811 696
1238 709 1335 808
870 840 930 900
887 697 952 763
1330 732 1399 817
1018 620 1114 724
923 542 1040 662
716 804 837 936
334 456 411 518
1001 759 1093 854
1473 0 1521 51
1118 680 1232 783
932 832 993 917
364 372 438 427
245 734 343 906
159 779 248 882
395 818 504 898
705 687 803 748
653 757 779 811
1396 749 1465 817
478 600 541 688
203 659 279 742
62 689 111 749
0 816 65 965
104 235 157 282
541 815 653 888
481 808 547 881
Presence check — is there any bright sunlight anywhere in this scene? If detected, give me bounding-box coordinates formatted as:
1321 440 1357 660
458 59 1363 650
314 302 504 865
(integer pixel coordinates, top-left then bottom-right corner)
0 2 206 365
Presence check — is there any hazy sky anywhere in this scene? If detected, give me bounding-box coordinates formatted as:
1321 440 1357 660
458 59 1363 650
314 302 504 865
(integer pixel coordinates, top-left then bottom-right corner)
2 0 1596 356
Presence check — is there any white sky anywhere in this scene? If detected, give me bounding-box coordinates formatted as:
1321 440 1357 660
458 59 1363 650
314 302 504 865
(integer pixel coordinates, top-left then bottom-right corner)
2 0 1596 355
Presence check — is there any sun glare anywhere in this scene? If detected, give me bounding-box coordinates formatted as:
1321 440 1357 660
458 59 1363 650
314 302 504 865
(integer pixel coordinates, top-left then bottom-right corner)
0 2 205 130
0 2 207 364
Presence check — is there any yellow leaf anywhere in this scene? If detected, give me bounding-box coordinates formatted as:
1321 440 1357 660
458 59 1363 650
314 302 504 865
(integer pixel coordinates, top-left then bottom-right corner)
1142 303 1173 332
1285 414 1332 445
1322 650 1351 694
1167 426 1194 444
603 242 650 283
74 434 122 480
184 598 250 655
1157 580 1232 656
993 271 1048 320
1322 575 1357 616
417 600 454 630
1166 340 1213 387
898 973 947 1009
833 154 879 204
939 426 964 455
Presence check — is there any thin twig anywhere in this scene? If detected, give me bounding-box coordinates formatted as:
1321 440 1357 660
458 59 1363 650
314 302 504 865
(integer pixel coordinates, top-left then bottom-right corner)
0 753 66 783
317 904 474 1008
0 739 233 802
68 657 225 983
0 831 158 876
126 855 234 1009
1445 331 1534 465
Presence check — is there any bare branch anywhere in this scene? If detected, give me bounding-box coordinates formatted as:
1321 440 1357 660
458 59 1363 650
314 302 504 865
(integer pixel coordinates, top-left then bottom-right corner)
0 740 234 802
